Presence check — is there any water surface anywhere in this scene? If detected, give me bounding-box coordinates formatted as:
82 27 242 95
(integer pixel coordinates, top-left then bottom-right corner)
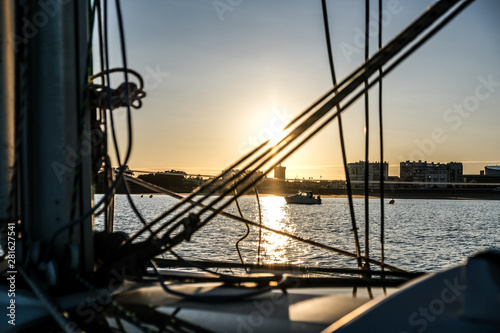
95 195 500 272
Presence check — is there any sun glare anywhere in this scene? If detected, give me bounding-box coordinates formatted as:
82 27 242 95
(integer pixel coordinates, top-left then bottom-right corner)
268 129 287 146
258 196 294 264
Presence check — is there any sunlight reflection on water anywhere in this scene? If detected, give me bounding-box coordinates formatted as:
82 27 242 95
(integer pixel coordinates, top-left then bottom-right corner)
257 196 296 264
95 195 500 272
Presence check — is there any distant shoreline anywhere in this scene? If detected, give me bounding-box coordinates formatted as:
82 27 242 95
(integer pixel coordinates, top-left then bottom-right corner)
125 193 497 200
114 191 500 201
104 179 500 200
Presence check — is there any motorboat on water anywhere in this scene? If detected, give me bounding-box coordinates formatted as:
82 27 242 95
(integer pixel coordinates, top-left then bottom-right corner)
285 191 322 204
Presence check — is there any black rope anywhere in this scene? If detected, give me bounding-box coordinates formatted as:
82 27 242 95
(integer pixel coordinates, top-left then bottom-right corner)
124 140 270 246
124 175 407 272
45 0 142 255
378 0 387 294
151 259 285 303
255 187 263 265
45 0 149 261
363 0 374 300
137 0 455 242
152 258 422 279
363 0 370 266
45 0 99 261
321 0 365 298
234 190 250 273
113 0 470 279
101 0 152 233
186 1 465 233
167 0 473 270
167 249 236 278
96 0 114 233
320 0 363 272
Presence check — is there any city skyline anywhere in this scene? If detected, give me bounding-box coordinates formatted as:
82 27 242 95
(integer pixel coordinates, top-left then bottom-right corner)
101 0 500 180
129 159 498 182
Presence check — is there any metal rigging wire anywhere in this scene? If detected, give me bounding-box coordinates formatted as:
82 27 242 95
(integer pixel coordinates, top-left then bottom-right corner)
90 2 475 300
363 0 374 299
135 0 470 253
378 0 387 294
123 140 270 245
124 175 405 272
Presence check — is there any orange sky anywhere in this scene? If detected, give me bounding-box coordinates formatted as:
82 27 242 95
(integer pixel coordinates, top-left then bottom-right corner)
103 0 500 180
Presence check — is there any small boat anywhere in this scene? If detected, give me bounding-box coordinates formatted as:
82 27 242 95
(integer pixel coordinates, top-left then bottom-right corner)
285 191 322 204
389 199 395 204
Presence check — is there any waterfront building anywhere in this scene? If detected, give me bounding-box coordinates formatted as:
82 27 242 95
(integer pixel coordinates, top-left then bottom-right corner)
347 161 388 182
274 165 286 180
399 161 463 188
485 166 500 176
464 166 500 185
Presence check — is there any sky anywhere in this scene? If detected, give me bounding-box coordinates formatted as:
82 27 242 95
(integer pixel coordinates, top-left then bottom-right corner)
101 0 500 180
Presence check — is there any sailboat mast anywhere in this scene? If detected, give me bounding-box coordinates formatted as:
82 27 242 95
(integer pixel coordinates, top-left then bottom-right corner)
16 1 92 277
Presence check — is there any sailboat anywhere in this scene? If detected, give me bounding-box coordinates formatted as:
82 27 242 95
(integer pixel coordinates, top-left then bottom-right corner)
1 0 499 332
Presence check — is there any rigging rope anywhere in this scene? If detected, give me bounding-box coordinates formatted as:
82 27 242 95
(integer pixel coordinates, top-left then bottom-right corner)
170 0 466 260
99 0 473 289
363 0 374 300
45 0 99 261
151 259 286 303
255 187 263 265
124 175 407 273
321 0 368 298
234 189 250 273
45 0 150 261
89 68 146 110
96 0 114 233
123 140 270 246
320 0 363 274
378 0 387 295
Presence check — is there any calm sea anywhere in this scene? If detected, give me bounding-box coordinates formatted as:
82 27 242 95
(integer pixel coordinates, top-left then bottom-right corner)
95 195 500 273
